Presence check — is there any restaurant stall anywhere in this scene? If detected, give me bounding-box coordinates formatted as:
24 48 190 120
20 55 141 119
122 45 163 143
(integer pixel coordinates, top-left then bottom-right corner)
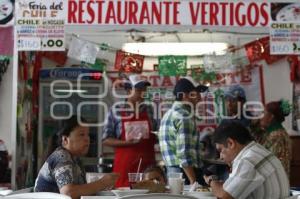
0 0 300 196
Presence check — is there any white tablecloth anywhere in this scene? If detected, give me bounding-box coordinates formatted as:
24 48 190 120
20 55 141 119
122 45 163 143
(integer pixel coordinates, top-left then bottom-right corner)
81 196 216 199
81 197 116 199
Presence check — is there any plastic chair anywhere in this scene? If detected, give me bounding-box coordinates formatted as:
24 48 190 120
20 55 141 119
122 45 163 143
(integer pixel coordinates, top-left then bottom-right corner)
119 193 198 199
4 192 71 199
7 187 33 195
285 195 300 199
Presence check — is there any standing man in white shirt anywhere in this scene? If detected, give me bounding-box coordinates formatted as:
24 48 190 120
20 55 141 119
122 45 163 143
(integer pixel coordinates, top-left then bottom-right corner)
204 121 290 199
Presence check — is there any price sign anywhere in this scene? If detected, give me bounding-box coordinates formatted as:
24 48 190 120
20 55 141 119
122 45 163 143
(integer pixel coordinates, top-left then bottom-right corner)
15 0 65 51
270 22 300 55
41 38 64 51
18 37 41 51
292 42 300 53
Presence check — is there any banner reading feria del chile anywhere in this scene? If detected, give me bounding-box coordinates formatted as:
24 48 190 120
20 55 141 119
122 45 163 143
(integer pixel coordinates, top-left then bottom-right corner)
67 0 270 27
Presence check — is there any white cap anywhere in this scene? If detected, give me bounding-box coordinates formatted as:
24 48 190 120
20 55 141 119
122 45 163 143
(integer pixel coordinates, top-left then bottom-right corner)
125 75 151 89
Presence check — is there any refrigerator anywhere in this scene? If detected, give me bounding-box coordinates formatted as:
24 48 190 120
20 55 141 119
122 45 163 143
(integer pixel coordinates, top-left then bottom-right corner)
37 67 108 172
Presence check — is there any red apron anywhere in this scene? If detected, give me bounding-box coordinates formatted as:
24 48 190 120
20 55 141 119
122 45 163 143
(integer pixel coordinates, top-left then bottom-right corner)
113 110 156 187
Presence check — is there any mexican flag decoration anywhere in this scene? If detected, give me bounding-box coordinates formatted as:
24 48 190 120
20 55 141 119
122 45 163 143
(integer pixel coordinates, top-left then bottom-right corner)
245 36 285 64
114 50 144 73
245 38 266 63
158 56 187 76
258 37 285 65
191 65 203 81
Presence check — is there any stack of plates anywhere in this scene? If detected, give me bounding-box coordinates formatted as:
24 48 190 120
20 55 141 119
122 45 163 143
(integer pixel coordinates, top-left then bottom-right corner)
111 189 149 197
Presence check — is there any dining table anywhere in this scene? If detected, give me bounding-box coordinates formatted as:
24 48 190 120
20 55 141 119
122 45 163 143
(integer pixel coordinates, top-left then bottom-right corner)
80 191 217 199
81 195 217 199
80 185 217 199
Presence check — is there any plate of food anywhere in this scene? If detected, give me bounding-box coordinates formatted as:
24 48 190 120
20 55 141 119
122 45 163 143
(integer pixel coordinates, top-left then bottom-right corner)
112 188 149 197
184 187 213 197
276 3 300 21
131 180 167 193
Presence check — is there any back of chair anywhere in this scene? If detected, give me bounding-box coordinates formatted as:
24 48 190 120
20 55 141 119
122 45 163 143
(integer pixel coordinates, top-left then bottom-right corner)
119 193 197 199
285 195 300 199
8 187 33 195
4 192 71 199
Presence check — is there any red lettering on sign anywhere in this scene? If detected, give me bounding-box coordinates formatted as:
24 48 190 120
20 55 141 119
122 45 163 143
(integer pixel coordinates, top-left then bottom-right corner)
78 0 85 24
173 2 180 25
87 1 95 24
129 1 138 24
219 2 228 25
162 77 173 87
140 2 150 24
260 3 269 26
68 0 77 23
117 1 127 24
189 2 200 25
229 3 234 26
149 76 160 87
96 0 105 23
163 1 172 25
152 2 162 24
106 1 116 24
209 2 219 25
235 3 246 26
247 3 259 26
201 2 208 25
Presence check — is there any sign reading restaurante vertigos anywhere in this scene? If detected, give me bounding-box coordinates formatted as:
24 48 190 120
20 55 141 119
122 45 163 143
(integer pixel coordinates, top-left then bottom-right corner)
270 2 300 55
15 0 66 51
67 0 270 27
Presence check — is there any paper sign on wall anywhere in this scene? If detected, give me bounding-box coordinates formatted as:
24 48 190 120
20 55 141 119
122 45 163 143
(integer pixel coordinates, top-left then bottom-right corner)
67 37 99 64
270 3 300 55
15 0 66 51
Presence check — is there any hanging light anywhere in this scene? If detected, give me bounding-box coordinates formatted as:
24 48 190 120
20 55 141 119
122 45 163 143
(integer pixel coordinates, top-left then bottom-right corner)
122 42 228 56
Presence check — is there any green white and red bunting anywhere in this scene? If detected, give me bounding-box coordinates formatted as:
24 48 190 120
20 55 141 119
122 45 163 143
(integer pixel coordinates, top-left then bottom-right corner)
244 36 285 64
158 56 187 76
114 50 144 73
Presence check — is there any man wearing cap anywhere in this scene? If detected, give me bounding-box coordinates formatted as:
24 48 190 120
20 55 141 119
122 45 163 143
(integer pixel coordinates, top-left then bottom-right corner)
102 75 157 187
158 77 206 184
221 85 251 128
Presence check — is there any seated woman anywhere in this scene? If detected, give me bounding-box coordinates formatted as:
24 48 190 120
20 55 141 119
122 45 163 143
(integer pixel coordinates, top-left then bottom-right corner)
259 100 292 176
34 115 118 199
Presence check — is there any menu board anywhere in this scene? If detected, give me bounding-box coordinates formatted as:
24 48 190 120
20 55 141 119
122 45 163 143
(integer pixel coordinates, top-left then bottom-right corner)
270 3 300 55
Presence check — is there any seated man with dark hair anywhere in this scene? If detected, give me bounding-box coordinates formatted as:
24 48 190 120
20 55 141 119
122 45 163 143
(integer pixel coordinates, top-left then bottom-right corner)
204 121 290 199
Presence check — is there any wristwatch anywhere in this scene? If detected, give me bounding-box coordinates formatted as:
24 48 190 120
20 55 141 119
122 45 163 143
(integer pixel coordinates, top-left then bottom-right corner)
208 175 218 186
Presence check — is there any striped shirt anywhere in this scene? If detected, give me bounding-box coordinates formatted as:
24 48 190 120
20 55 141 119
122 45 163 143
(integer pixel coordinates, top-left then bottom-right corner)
158 101 201 167
223 141 290 199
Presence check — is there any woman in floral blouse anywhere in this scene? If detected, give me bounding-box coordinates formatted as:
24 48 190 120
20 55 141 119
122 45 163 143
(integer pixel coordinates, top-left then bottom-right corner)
259 100 292 177
34 115 118 199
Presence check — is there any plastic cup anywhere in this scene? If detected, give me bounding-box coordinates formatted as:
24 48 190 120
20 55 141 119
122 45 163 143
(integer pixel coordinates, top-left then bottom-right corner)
86 172 104 183
168 172 183 179
167 172 184 194
169 178 184 194
128 173 143 185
